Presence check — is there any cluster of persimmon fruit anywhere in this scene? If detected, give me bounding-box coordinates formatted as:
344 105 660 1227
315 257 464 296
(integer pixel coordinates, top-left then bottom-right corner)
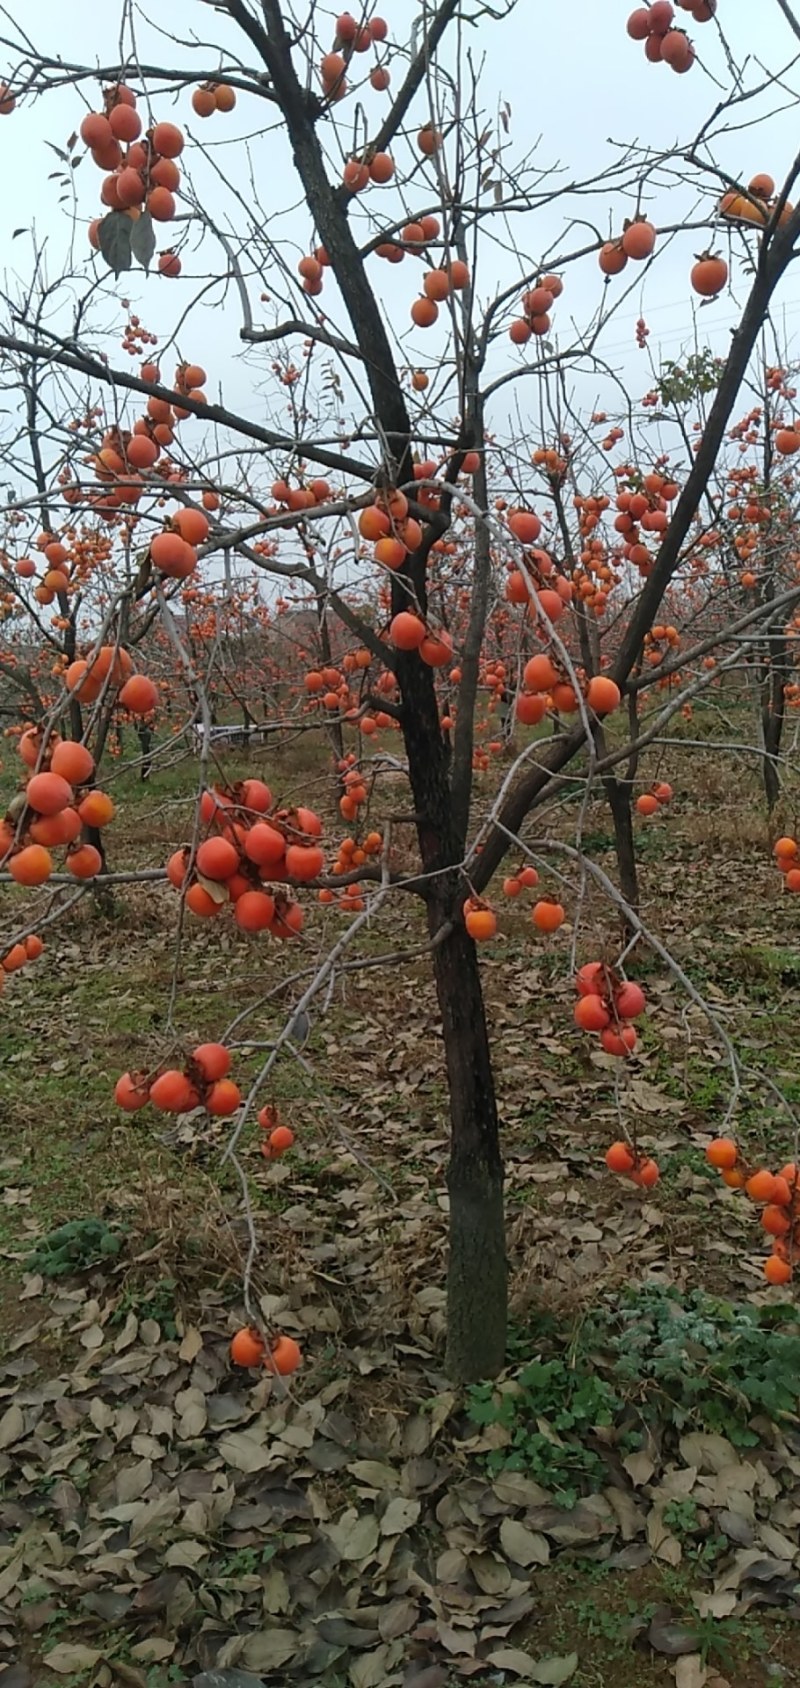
387 613 452 659
115 1041 242 1117
304 671 399 740
626 2 713 75
339 122 442 197
166 780 318 936
230 1327 302 1377
503 519 576 642
613 471 679 572
358 451 475 550
408 248 468 333
1 728 119 888
604 1142 660 1188
772 836 800 893
719 173 794 233
0 931 43 996
118 301 159 360
320 11 389 103
337 756 373 822
10 533 82 607
643 621 681 661
59 642 157 715
82 83 184 276
599 218 657 279
636 780 674 817
321 827 383 913
82 357 214 531
568 468 676 586
505 555 573 623
190 81 237 119
302 217 467 330
299 212 455 306
148 506 212 581
255 1103 296 1160
358 483 431 574
272 474 333 511
116 1045 298 1159
706 1138 799 1285
464 876 565 941
509 275 564 346
516 654 621 727
575 961 648 1057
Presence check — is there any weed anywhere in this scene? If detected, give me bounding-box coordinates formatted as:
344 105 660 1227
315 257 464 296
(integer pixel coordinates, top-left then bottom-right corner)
467 1358 619 1505
468 1284 800 1505
661 1498 701 1538
26 1216 125 1278
585 1282 800 1445
693 1612 768 1670
567 1593 656 1654
111 1276 178 1338
210 1541 279 1580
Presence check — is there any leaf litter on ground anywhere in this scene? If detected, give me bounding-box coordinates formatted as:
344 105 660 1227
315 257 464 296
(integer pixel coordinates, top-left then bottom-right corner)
2 780 800 1682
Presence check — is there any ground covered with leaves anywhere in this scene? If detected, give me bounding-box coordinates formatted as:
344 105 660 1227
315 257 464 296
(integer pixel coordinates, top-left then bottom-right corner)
2 739 800 1688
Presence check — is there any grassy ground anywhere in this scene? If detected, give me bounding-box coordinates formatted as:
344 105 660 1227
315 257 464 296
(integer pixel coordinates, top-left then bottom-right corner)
2 721 800 1687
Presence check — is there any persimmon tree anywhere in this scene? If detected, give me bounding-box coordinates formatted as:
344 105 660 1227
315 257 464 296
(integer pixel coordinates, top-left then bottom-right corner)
3 0 800 1381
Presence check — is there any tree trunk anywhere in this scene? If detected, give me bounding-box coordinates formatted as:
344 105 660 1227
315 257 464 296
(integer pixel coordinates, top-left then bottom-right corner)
397 651 507 1381
136 722 153 781
762 711 781 812
234 0 504 1380
604 775 639 917
429 891 506 1383
761 627 787 812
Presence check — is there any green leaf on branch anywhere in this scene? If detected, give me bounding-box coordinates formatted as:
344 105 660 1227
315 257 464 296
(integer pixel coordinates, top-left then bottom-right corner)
98 210 133 276
130 209 156 271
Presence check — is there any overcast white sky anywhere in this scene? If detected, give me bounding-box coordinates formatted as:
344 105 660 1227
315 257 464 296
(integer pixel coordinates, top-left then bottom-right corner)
2 2 800 461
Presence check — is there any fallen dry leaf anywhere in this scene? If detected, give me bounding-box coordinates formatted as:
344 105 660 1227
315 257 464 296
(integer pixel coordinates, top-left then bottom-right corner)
674 1657 708 1688
42 1643 103 1675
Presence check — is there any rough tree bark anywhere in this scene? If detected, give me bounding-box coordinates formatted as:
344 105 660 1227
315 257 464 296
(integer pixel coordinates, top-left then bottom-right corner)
433 904 506 1381
399 625 507 1380
603 775 639 916
228 0 506 1381
762 634 786 812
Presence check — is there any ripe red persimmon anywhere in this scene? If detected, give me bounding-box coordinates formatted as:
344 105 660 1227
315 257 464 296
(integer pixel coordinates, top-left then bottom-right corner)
264 1125 295 1157
574 994 610 1031
192 1043 231 1082
231 1327 265 1366
605 1141 635 1173
114 1072 150 1111
206 1079 242 1116
265 1334 302 1375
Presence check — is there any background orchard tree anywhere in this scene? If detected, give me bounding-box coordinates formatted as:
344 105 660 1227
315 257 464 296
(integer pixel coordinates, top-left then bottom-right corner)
3 0 800 1382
